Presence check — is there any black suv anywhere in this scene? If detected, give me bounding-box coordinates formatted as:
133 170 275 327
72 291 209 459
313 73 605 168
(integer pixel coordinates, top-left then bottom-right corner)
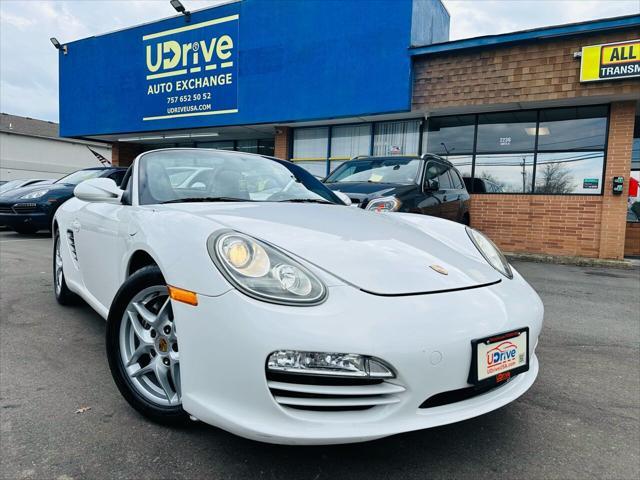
324 154 470 224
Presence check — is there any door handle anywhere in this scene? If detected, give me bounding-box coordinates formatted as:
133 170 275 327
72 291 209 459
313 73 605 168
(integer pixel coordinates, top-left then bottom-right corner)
71 220 81 232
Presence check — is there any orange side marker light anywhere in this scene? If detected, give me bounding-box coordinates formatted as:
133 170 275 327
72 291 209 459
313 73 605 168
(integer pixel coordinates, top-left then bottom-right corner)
168 285 198 306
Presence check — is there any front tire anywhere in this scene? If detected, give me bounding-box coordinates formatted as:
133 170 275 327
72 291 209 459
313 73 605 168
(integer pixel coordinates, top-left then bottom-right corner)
106 266 187 424
53 231 78 305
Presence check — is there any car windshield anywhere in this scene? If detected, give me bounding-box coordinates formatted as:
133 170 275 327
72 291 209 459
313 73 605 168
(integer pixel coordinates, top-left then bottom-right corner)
55 169 106 186
137 150 342 206
325 158 421 184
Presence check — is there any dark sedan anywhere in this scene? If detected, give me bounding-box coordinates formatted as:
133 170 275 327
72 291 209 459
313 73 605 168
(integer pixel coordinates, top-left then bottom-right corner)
324 154 470 224
0 167 126 234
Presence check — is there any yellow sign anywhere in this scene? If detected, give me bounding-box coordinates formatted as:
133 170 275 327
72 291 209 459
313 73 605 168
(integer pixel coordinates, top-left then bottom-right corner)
580 39 640 82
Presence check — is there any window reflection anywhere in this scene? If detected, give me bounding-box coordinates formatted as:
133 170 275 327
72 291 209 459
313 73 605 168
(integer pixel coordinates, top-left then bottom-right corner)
534 152 604 194
538 107 608 151
426 116 475 154
474 154 534 193
476 111 537 152
445 155 473 178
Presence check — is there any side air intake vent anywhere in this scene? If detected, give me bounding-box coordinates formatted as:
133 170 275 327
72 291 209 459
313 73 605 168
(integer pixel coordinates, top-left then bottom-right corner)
66 230 78 262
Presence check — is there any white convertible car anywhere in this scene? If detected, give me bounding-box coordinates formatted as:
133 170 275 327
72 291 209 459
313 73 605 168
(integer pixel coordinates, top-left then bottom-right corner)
53 148 543 445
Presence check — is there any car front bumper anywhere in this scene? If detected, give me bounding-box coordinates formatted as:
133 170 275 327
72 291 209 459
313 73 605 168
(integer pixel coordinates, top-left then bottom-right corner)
0 202 53 230
173 268 544 445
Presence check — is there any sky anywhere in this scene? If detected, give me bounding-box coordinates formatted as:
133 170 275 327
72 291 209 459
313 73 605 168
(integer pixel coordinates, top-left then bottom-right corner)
0 0 638 123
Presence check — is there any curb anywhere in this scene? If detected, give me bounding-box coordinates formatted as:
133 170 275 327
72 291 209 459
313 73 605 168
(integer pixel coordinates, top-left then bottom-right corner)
506 252 636 269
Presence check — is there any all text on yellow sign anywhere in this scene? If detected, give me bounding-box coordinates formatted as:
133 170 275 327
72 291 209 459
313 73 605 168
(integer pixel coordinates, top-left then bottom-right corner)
580 39 640 82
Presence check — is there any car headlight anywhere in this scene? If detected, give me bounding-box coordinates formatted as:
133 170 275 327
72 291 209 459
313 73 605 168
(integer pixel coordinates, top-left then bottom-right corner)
466 227 513 279
366 196 401 212
20 189 50 199
267 350 395 378
208 231 327 305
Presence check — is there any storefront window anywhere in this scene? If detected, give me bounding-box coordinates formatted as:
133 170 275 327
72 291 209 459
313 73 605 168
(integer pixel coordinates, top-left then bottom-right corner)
476 111 537 153
373 120 420 156
427 105 608 195
257 139 275 157
236 140 258 154
534 152 604 194
425 115 475 155
474 154 534 193
538 106 608 151
199 141 235 150
293 127 329 160
295 161 329 178
447 155 473 178
330 124 371 159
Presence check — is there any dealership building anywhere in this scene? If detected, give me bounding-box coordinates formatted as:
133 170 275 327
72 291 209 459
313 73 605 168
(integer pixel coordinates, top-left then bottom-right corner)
56 0 640 259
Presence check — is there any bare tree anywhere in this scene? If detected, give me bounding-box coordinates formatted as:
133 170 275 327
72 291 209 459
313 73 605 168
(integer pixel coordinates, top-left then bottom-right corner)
535 163 574 194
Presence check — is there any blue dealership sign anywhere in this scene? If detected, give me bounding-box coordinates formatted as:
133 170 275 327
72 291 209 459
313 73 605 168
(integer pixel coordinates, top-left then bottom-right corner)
59 0 449 137
142 13 239 122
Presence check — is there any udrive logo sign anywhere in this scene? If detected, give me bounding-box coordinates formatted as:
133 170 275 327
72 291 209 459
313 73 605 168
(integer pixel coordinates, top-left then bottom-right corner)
486 341 518 366
145 35 234 77
142 14 239 81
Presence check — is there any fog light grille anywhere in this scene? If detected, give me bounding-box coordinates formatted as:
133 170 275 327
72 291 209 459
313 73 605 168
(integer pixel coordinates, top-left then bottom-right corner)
266 371 405 412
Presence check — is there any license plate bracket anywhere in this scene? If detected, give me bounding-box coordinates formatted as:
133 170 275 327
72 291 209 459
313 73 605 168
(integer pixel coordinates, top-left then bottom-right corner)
468 327 529 387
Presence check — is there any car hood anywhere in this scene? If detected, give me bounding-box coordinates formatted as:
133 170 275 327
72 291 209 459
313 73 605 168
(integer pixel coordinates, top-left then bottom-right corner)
160 203 501 295
0 183 70 201
325 182 416 200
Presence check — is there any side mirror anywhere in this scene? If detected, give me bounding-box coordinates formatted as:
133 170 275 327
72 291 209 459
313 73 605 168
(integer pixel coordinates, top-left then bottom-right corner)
333 191 352 206
74 178 123 204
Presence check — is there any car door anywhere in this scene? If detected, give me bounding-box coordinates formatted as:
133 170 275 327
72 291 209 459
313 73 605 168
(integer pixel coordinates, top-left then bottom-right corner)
449 167 470 223
417 161 445 218
73 173 131 311
436 165 462 221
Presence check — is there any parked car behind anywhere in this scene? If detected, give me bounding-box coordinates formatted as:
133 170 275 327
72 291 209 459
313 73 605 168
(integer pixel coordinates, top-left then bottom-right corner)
463 177 504 193
0 167 126 234
324 154 471 224
0 178 47 195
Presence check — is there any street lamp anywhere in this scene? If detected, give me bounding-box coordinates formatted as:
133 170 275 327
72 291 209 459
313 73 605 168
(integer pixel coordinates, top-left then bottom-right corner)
170 0 191 21
50 37 67 55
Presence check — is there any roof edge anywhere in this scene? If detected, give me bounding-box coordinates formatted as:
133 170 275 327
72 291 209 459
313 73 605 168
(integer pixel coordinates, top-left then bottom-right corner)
410 14 640 56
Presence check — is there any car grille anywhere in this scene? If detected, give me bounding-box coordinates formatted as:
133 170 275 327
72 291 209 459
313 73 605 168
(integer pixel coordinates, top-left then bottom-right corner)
11 203 38 214
0 203 39 214
266 371 406 412
419 382 508 409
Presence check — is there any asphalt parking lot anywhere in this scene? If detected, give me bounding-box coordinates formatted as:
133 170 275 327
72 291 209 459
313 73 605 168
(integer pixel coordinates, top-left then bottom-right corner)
1 230 638 480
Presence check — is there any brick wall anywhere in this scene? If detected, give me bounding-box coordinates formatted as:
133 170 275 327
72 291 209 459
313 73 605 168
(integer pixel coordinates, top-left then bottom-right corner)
469 195 603 257
625 223 640 257
468 101 636 259
111 142 147 167
413 30 640 111
598 101 636 259
274 126 292 159
413 30 639 260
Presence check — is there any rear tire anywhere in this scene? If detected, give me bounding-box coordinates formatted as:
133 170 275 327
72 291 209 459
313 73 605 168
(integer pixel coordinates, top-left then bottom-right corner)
53 231 78 305
106 266 188 425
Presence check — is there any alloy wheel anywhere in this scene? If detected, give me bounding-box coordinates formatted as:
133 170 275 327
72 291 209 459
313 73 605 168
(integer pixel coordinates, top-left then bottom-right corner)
54 236 63 296
119 286 181 406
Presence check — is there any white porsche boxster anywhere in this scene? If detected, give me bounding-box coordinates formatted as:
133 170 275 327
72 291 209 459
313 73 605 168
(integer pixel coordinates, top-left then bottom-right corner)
52 148 543 445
